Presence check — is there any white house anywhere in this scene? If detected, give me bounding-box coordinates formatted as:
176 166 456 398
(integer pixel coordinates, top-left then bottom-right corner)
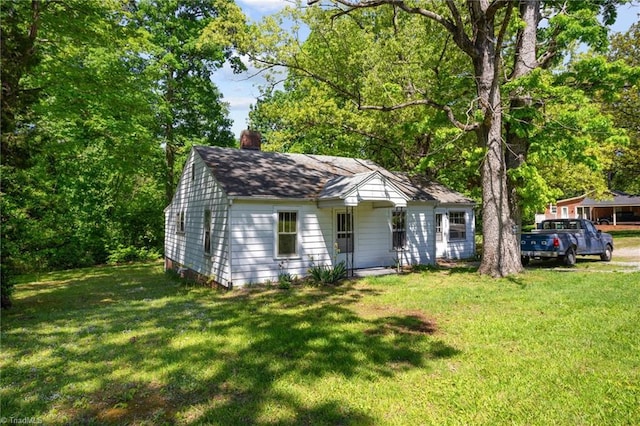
164 145 476 288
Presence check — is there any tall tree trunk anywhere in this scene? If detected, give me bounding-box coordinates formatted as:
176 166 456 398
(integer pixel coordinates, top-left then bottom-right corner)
473 22 523 277
505 0 541 255
164 70 175 204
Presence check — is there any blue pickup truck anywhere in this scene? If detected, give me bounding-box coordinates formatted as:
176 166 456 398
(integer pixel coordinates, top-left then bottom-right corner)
520 219 614 266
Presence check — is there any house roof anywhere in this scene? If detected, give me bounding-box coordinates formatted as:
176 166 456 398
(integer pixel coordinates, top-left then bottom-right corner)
193 146 474 205
579 191 640 207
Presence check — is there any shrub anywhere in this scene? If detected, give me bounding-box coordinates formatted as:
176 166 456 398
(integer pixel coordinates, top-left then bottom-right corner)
1 263 14 309
277 272 292 289
308 261 347 285
107 246 161 265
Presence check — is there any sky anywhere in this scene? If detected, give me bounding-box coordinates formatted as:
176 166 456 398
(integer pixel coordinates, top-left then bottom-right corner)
217 0 290 139
218 0 640 140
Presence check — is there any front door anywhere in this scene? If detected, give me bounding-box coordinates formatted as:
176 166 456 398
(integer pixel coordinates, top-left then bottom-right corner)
335 210 354 268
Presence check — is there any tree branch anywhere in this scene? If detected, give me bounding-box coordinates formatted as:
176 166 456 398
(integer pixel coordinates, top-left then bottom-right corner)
485 0 511 21
494 1 513 75
312 0 476 57
358 99 479 131
251 54 362 103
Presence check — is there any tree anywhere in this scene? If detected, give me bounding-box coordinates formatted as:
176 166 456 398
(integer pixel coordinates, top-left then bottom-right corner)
214 0 633 277
246 6 481 193
2 0 150 306
1 0 162 306
132 0 243 202
605 22 640 194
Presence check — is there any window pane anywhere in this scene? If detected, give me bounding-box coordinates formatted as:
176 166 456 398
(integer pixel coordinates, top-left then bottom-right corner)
336 237 354 253
336 213 353 253
436 214 443 242
204 210 211 253
449 212 466 240
204 231 211 254
278 234 296 255
278 212 297 256
392 210 406 249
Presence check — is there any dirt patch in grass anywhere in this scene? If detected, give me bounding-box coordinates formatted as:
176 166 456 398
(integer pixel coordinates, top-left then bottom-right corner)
354 304 439 336
61 381 173 425
363 313 438 336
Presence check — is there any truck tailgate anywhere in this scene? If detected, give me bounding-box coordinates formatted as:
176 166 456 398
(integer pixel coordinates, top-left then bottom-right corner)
521 234 557 253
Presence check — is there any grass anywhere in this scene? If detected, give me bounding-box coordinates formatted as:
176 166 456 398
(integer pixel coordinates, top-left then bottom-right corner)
1 261 639 425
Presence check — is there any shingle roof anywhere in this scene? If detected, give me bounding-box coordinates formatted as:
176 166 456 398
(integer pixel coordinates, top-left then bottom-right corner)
580 191 640 207
193 146 474 204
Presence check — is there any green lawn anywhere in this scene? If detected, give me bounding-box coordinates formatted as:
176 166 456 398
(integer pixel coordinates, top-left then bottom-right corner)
2 262 639 425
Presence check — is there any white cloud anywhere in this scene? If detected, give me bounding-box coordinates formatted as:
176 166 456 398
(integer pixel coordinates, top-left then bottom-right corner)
225 96 256 110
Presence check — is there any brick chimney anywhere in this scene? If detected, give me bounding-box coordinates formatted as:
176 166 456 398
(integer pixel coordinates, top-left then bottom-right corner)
240 130 262 151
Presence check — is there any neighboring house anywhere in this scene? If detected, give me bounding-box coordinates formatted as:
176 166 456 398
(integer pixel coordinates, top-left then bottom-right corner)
539 191 640 225
164 145 476 288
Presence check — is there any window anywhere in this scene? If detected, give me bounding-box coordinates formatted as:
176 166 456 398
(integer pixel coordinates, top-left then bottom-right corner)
392 208 406 249
191 163 195 181
436 214 443 242
336 212 353 253
277 211 298 256
176 210 185 233
203 209 211 254
561 206 569 219
449 212 466 240
550 205 557 215
577 207 590 220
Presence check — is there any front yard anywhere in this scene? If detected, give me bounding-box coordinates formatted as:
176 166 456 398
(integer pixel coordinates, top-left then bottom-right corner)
1 262 639 425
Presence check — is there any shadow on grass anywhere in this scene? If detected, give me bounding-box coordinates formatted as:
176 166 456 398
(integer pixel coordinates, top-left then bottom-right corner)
523 257 610 271
1 264 459 425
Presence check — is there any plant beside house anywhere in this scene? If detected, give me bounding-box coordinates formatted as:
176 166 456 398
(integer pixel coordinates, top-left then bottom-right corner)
307 262 347 285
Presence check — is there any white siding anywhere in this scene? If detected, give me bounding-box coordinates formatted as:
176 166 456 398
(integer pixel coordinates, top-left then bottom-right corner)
401 204 437 266
344 176 408 207
165 151 475 287
435 206 476 259
354 204 397 268
229 201 334 285
164 151 231 286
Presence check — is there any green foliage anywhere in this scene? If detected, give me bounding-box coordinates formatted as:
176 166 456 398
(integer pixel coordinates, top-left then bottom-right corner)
133 0 240 202
605 22 640 194
277 272 293 289
307 261 347 285
107 246 162 265
242 1 634 223
508 164 562 221
0 0 246 279
0 263 15 309
244 3 474 175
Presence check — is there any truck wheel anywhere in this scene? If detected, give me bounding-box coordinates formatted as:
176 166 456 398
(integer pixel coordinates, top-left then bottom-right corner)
564 247 577 266
600 244 613 262
521 256 530 266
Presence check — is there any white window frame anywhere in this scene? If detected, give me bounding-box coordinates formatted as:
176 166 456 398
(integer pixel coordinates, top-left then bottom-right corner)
336 211 354 254
176 210 185 234
448 211 467 241
550 205 557 215
561 206 569 219
436 213 443 242
276 210 299 258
